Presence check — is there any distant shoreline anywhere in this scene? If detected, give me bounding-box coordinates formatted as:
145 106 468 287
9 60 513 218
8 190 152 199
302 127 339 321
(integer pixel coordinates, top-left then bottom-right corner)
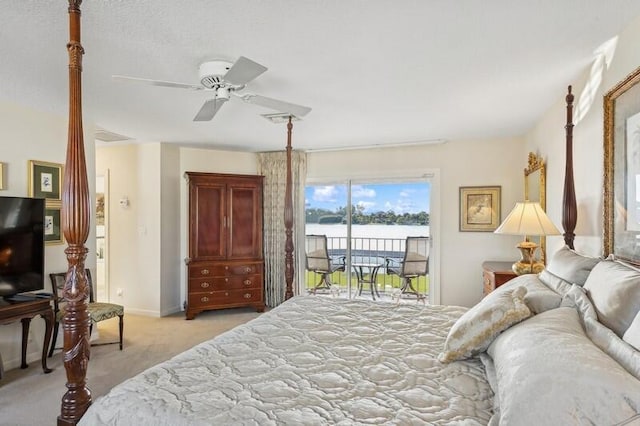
306 224 430 239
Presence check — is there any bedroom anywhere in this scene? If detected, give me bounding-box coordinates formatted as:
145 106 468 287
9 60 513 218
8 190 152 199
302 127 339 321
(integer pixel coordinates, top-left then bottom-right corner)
1 1 640 424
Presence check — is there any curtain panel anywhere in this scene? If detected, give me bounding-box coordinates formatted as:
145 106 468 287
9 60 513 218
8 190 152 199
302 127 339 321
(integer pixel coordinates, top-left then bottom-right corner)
258 151 307 307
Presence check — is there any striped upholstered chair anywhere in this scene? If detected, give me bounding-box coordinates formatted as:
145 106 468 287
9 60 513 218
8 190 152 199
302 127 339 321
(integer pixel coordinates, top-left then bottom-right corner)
48 268 124 357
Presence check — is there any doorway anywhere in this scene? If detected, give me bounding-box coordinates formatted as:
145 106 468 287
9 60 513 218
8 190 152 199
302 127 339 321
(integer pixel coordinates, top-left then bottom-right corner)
96 172 109 302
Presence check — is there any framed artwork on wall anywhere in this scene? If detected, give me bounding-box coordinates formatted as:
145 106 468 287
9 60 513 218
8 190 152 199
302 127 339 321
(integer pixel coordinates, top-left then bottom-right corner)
28 160 63 202
459 186 501 232
44 206 64 245
604 65 640 266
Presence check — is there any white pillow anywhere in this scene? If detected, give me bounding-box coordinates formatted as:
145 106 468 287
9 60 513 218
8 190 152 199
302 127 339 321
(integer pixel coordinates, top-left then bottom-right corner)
583 260 640 337
438 286 531 363
487 307 640 425
624 311 640 352
545 245 600 286
562 284 640 380
494 274 562 314
538 269 573 296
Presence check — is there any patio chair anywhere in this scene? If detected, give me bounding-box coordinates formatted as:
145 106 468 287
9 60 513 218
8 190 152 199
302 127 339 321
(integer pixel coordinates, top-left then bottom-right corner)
305 234 345 294
386 236 429 301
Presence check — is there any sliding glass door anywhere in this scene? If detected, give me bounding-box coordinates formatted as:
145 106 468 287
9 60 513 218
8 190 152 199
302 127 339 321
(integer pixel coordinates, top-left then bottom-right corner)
304 179 430 300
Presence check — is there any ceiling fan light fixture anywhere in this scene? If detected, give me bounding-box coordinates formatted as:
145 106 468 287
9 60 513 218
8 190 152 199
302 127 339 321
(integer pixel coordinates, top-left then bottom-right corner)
216 87 230 101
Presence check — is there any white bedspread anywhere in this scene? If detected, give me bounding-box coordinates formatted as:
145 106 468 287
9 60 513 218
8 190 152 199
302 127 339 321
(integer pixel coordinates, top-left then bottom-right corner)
80 296 493 425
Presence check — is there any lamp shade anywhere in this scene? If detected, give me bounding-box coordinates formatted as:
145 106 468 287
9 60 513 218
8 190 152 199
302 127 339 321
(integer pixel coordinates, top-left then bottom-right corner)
494 201 560 236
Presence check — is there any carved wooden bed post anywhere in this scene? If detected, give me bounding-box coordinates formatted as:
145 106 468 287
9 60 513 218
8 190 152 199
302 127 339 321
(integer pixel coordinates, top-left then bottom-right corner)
284 116 295 300
562 86 577 249
59 0 92 424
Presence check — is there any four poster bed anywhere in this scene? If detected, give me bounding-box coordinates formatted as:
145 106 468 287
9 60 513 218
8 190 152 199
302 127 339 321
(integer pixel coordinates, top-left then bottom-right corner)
58 2 640 425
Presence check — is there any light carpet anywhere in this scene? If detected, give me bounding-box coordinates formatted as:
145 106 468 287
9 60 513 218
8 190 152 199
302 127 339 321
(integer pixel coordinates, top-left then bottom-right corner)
0 307 262 426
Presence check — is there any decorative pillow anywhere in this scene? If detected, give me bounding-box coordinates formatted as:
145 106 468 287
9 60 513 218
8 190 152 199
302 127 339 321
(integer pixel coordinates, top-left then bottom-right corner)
438 286 531 363
544 245 600 286
624 311 640 352
487 307 640 425
583 260 640 337
493 274 562 314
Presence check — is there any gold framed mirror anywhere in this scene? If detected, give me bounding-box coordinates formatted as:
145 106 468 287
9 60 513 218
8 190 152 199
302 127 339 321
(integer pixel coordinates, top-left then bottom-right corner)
524 152 547 263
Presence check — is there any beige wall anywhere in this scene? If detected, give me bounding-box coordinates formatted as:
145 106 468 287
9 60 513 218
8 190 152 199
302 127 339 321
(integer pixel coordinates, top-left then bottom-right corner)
525 14 640 258
307 137 524 307
96 143 184 316
160 144 181 315
0 101 96 370
96 145 259 316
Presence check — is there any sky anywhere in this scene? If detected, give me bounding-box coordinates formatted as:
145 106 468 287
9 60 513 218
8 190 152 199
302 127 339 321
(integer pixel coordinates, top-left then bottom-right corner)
305 182 430 214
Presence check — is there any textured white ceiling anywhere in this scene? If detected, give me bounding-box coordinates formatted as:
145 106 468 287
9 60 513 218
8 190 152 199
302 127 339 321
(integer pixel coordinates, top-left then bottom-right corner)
2 1 640 152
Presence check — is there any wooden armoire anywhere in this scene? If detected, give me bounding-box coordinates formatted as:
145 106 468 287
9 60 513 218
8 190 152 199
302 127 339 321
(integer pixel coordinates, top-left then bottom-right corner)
185 172 265 320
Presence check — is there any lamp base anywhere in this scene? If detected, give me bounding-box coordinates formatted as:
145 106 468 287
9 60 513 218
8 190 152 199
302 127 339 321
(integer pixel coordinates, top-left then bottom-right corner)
511 241 544 275
512 260 545 275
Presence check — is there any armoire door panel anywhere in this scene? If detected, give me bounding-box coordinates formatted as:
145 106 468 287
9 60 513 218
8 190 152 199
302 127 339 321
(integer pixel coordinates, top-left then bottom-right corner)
190 184 226 259
228 185 262 259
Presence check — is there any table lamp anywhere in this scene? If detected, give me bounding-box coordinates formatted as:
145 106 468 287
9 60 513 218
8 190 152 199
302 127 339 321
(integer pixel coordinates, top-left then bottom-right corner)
494 201 560 275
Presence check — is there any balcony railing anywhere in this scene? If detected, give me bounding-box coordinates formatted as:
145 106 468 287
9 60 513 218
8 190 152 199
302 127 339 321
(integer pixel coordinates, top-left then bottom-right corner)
304 236 430 297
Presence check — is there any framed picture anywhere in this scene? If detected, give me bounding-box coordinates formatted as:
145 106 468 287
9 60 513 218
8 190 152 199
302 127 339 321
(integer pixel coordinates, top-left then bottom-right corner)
44 206 64 245
604 65 640 266
459 186 501 232
28 160 63 201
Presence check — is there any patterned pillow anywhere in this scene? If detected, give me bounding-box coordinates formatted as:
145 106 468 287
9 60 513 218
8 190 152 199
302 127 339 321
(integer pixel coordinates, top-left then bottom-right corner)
438 286 531 363
494 274 562 314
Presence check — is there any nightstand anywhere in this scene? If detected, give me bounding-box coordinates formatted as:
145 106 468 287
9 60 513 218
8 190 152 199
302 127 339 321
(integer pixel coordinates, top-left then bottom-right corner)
482 261 518 296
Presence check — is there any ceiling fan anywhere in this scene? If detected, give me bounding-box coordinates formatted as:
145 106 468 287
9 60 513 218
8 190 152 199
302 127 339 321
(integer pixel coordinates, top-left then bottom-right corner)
113 56 311 121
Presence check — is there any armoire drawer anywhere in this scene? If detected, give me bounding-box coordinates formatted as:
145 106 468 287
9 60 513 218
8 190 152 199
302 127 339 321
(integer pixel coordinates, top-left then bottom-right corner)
189 262 262 277
188 275 262 292
188 288 264 308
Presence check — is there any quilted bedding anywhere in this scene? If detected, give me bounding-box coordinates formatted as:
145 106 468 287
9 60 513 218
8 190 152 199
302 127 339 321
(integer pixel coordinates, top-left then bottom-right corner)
79 296 493 425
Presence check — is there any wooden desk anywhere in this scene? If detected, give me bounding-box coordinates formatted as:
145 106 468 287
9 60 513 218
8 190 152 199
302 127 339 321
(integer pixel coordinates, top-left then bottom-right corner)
0 296 54 378
482 261 518 296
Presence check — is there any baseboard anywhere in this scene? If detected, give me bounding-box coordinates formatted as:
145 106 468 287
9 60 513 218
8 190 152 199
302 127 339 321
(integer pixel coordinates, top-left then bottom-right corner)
123 308 162 317
160 305 182 317
2 350 44 373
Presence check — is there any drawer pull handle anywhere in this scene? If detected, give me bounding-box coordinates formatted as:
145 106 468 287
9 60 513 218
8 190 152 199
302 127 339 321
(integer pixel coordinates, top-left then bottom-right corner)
201 269 210 275
225 278 229 282
244 279 252 286
200 282 210 288
225 292 229 297
244 293 252 299
245 267 252 273
225 266 229 270
201 296 209 302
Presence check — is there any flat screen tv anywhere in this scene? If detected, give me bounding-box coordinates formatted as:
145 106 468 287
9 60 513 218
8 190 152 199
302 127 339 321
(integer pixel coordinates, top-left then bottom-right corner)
0 196 45 298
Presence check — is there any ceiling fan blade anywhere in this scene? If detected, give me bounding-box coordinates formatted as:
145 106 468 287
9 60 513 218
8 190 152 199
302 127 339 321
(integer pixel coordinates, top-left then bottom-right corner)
239 93 312 117
223 56 268 86
193 98 227 121
113 75 203 90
